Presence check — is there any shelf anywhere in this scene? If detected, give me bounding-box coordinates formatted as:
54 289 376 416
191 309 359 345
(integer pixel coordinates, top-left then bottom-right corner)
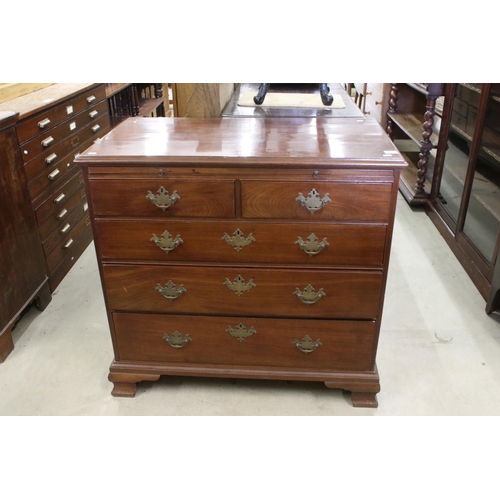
398 151 433 205
390 112 440 148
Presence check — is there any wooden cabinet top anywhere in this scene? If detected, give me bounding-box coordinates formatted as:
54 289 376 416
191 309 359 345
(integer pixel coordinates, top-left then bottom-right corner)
75 117 407 169
0 83 100 118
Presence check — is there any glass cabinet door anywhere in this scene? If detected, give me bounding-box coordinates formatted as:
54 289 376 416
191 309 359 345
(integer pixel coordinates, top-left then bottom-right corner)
462 84 500 263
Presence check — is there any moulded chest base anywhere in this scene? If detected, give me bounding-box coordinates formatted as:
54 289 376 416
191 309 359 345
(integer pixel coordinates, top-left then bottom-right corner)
108 360 381 408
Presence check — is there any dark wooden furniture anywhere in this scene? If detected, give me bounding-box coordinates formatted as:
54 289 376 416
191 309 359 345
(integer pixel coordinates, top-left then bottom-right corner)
424 83 500 313
0 83 112 293
0 112 52 362
386 83 445 205
222 83 364 118
76 116 406 408
253 84 334 106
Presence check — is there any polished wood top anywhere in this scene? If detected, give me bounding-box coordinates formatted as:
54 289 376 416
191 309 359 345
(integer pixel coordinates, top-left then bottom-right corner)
0 83 98 118
75 116 407 169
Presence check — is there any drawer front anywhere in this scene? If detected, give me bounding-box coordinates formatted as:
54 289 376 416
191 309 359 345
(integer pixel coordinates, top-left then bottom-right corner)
453 98 468 118
46 212 91 274
241 181 392 222
27 126 110 204
96 219 387 267
452 112 467 134
89 179 236 217
24 114 111 182
16 85 107 144
38 187 88 240
466 106 478 137
42 200 91 257
20 100 109 164
103 265 382 319
365 85 384 115
113 312 376 371
35 171 85 225
368 83 385 94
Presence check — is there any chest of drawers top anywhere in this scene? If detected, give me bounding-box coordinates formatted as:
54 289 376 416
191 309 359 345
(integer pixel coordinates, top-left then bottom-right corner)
75 116 407 170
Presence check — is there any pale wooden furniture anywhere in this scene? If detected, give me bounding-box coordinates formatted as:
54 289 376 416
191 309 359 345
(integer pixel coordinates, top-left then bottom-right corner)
76 116 405 408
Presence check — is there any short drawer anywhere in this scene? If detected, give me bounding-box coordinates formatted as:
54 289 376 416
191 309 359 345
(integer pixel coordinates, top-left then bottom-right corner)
23 114 110 182
89 179 235 217
466 106 478 137
16 85 107 144
451 112 467 135
365 85 384 115
453 98 468 118
241 181 392 222
35 171 85 225
113 312 376 371
20 100 109 164
96 219 387 267
45 212 91 274
38 187 88 241
103 265 383 320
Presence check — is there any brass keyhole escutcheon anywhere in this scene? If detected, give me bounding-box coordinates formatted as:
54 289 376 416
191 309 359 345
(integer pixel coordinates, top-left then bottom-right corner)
226 323 256 342
223 275 256 296
295 233 329 256
222 229 256 252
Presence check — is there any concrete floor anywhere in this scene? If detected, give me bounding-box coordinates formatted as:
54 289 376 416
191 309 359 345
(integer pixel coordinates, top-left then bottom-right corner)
2 193 500 416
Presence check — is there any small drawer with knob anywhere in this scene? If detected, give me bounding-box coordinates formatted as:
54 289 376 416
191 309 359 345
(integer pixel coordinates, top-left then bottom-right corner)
102 264 383 320
95 219 387 267
112 312 376 371
16 84 107 144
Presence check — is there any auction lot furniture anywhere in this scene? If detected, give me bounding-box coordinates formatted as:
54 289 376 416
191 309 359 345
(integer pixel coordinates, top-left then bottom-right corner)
76 116 405 407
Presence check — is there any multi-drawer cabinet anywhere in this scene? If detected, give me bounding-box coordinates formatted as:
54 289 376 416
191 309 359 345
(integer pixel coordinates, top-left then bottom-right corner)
76 116 406 408
0 83 112 292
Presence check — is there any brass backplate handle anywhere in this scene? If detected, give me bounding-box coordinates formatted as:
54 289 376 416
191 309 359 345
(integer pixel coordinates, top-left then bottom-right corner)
293 335 322 353
293 284 326 305
223 275 256 296
222 228 256 252
146 186 180 211
151 230 183 253
226 323 256 342
295 233 329 256
163 330 192 348
296 188 331 213
156 280 187 301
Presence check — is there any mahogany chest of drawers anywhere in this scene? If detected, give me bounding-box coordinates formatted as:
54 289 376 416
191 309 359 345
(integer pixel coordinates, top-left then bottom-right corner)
76 116 406 408
0 83 111 292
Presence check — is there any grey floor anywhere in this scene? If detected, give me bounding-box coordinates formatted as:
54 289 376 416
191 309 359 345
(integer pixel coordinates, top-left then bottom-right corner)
2 193 500 416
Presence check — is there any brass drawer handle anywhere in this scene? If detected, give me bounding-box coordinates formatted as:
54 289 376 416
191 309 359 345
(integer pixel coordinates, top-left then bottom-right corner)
91 124 100 133
222 228 256 252
293 335 323 353
163 330 191 349
63 238 74 249
293 284 326 305
41 136 54 147
48 168 60 180
226 323 256 342
57 208 68 219
295 233 329 256
60 223 71 234
151 230 183 253
45 153 57 164
155 280 186 301
146 186 180 211
223 274 256 296
38 118 51 129
86 95 96 103
89 110 99 118
296 188 331 213
54 193 66 204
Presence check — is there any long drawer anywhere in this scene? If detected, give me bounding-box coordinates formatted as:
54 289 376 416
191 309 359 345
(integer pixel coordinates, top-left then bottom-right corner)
89 179 235 217
241 181 392 221
16 85 106 144
113 312 376 371
95 219 387 267
102 264 383 319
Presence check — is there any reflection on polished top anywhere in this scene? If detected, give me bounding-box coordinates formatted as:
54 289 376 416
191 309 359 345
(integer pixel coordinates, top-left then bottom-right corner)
76 117 407 168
